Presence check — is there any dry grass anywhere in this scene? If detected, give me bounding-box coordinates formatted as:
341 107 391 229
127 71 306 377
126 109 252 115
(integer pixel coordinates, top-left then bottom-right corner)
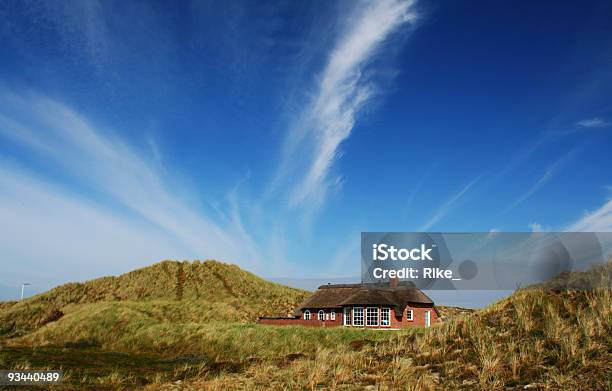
0 259 310 338
138 287 610 391
1 260 610 390
145 263 612 390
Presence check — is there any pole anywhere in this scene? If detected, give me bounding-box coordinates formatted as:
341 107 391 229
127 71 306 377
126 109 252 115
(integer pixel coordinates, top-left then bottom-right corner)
20 283 30 301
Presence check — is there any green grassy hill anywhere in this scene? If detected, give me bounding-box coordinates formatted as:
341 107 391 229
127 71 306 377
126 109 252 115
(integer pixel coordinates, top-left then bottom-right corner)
0 260 310 339
148 262 612 390
1 260 609 390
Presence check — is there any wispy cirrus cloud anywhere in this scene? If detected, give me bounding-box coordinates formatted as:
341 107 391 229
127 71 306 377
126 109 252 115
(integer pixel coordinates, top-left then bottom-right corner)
419 176 481 231
575 117 610 128
505 145 584 212
0 163 182 283
276 0 418 208
0 2 419 294
566 198 612 232
0 89 266 279
531 188 612 233
489 115 606 190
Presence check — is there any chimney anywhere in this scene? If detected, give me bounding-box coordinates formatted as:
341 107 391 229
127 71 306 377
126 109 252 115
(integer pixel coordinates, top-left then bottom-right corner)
389 277 398 289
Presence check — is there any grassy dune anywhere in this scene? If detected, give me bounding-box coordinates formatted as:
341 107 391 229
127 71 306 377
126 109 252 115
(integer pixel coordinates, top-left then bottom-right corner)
149 285 611 390
11 311 399 361
0 260 309 339
1 260 610 390
1 326 396 390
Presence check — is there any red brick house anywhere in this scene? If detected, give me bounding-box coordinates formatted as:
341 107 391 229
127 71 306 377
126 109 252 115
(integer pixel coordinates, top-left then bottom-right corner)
259 280 438 328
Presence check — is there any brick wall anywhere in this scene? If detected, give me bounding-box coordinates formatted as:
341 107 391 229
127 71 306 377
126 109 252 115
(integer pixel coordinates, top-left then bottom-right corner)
395 303 438 328
259 305 438 328
334 305 437 328
258 317 341 327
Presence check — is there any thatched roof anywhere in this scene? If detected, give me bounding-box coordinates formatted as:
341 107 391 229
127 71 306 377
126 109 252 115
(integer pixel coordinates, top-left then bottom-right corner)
340 289 398 307
293 281 434 316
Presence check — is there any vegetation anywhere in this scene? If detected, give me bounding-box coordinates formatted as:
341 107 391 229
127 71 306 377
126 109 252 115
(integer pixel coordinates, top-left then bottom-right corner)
0 260 309 338
0 260 610 390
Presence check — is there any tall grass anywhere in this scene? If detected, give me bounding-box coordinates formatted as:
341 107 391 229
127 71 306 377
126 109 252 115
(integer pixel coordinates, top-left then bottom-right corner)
144 263 612 390
161 286 610 390
0 260 310 338
1 260 610 390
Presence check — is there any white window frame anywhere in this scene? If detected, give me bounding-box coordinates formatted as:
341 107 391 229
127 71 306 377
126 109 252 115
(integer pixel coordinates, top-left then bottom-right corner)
343 307 351 326
381 307 391 326
352 307 364 326
318 310 325 321
406 309 414 321
366 307 379 326
304 310 310 320
330 311 335 321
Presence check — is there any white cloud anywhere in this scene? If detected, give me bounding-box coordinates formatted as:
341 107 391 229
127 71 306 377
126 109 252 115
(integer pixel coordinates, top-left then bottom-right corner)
486 228 502 239
419 176 480 231
566 199 612 232
0 165 182 284
576 117 610 128
277 0 417 207
506 146 583 212
529 222 543 232
0 90 267 285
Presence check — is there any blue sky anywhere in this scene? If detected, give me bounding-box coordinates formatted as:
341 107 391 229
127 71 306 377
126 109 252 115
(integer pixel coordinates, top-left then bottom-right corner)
1 0 612 299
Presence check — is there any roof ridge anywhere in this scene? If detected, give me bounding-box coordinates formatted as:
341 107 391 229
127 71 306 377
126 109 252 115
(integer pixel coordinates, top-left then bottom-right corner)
317 281 418 289
296 282 433 312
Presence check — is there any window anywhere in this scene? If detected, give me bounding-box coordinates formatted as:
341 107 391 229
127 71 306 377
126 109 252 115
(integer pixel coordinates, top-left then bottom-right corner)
330 311 335 321
343 308 351 326
381 307 390 326
406 309 413 321
318 310 325 321
352 307 364 326
304 310 310 320
366 307 379 326
325 313 329 320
